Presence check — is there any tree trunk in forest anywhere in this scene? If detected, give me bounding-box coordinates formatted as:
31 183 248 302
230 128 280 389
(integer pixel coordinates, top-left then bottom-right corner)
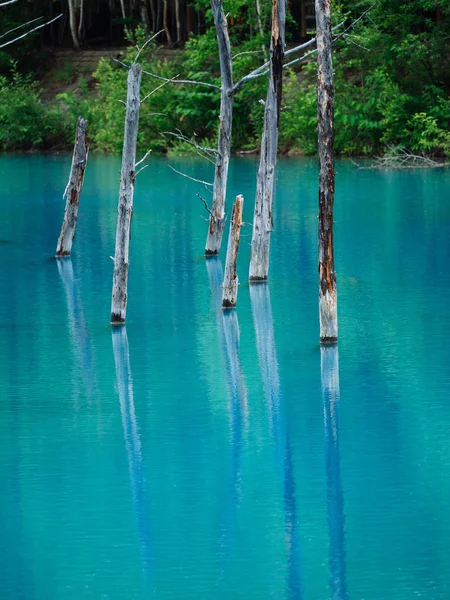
56 117 88 257
139 0 150 31
205 0 233 256
315 0 338 343
149 0 156 31
255 0 268 61
300 0 307 38
175 0 182 45
67 0 80 48
249 0 285 281
186 4 192 40
111 64 142 325
222 195 243 309
163 1 172 45
77 0 84 42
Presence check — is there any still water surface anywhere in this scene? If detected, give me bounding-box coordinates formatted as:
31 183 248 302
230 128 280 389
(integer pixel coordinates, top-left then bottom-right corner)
0 156 450 600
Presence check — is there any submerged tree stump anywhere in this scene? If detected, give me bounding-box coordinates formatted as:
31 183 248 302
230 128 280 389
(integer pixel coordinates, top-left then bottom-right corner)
249 0 286 281
55 117 88 257
111 64 142 325
316 0 338 343
205 0 233 256
222 194 243 309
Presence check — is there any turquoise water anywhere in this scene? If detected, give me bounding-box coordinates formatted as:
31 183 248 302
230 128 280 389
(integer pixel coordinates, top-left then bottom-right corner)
0 155 450 600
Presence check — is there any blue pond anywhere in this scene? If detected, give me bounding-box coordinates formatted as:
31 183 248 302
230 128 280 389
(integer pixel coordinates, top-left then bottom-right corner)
0 155 450 599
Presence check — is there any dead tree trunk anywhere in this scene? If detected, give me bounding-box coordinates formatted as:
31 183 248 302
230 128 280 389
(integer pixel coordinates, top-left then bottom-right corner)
222 195 243 309
249 0 285 281
56 117 88 257
111 64 142 325
316 0 338 342
205 0 233 256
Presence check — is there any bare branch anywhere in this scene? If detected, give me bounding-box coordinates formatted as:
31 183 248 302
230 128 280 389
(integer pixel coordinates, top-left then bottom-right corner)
140 75 179 103
142 69 220 90
197 193 213 216
232 49 263 60
111 55 130 69
133 29 164 64
161 129 217 163
0 0 18 6
0 13 62 50
135 164 149 177
135 148 152 169
0 16 42 41
168 165 213 187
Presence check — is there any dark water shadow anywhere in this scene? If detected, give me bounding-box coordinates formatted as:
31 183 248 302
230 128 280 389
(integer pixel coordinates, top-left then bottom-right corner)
206 258 247 564
56 258 95 401
250 283 302 600
321 345 348 600
112 327 153 581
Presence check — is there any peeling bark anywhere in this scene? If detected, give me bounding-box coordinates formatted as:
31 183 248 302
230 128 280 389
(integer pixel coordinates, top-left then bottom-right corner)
222 195 243 309
111 64 142 325
205 0 233 256
249 0 285 281
316 0 338 342
56 116 88 257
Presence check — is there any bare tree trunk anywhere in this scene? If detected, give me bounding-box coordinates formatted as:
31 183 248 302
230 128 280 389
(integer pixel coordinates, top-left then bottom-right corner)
175 0 182 45
222 195 243 308
186 3 191 40
205 0 233 256
119 0 127 19
255 0 268 61
149 0 156 31
321 344 347 598
78 0 84 42
67 0 80 48
249 0 285 281
163 0 172 45
56 117 88 257
316 0 337 342
300 0 307 38
111 64 142 325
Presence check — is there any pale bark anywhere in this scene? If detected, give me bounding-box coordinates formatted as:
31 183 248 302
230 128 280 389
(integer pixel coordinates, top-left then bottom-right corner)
255 0 268 61
205 0 233 256
316 0 338 342
321 344 347 598
56 116 88 257
67 0 80 48
111 64 142 325
249 0 285 281
222 195 243 309
78 0 84 41
175 0 182 45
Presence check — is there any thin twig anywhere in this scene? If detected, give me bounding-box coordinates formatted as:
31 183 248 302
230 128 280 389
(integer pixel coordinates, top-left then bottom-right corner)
0 0 18 6
0 16 42 41
0 13 62 50
142 69 220 90
135 148 152 169
168 165 213 187
140 75 179 103
133 29 164 64
197 193 213 216
161 129 217 163
135 164 149 177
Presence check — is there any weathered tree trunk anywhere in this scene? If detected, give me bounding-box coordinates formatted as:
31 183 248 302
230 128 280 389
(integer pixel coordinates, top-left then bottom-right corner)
67 0 80 48
316 0 338 342
56 117 88 257
205 0 233 256
321 344 347 598
163 0 172 45
222 195 243 308
249 0 285 281
111 64 142 325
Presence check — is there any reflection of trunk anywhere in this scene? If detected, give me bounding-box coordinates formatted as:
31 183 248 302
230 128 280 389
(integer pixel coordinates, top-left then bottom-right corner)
255 0 268 60
250 283 302 598
175 0 182 44
316 0 338 342
112 327 153 574
249 0 285 281
67 0 80 48
111 64 142 325
163 0 173 45
56 117 88 257
205 0 233 256
57 258 95 400
321 345 348 600
222 195 243 308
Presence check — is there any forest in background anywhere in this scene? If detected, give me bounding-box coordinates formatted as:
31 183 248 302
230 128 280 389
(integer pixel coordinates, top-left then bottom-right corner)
0 0 449 156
